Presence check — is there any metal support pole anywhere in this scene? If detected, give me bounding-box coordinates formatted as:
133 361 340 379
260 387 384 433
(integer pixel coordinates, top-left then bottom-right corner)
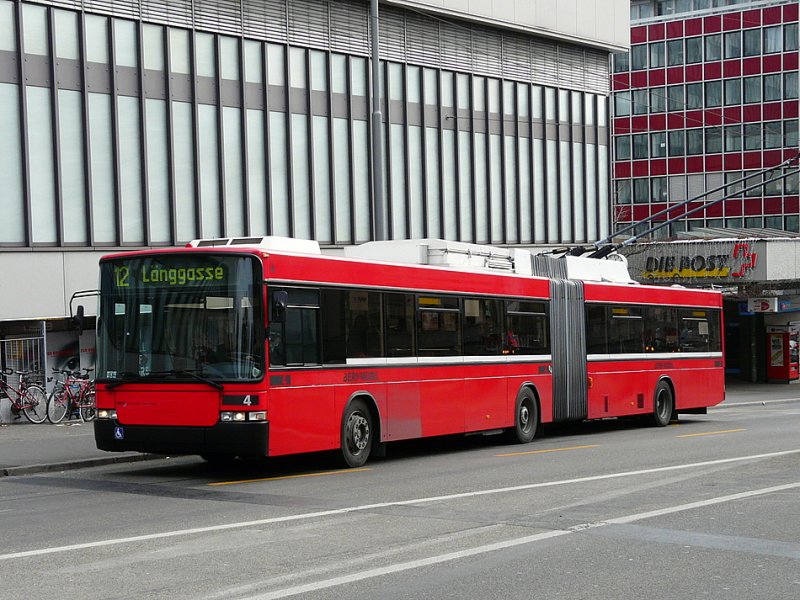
370 0 386 241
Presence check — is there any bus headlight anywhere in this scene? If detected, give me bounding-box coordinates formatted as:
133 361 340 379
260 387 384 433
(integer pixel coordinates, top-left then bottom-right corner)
220 411 266 422
97 409 117 420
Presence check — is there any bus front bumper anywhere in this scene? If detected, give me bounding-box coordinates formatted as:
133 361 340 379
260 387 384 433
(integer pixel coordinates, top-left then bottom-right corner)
94 420 269 458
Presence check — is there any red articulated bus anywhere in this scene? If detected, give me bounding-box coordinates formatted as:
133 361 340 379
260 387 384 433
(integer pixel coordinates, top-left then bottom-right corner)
93 237 724 466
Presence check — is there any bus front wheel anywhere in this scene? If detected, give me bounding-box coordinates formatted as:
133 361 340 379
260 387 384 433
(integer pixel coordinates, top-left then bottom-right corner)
650 381 674 427
340 400 373 468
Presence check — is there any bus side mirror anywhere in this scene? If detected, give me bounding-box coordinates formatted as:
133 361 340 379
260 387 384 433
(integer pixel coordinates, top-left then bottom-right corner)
71 305 85 336
273 291 288 323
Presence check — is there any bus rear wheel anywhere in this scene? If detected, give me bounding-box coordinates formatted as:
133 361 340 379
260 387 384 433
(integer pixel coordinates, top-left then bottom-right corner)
507 388 538 444
340 400 373 468
650 381 674 427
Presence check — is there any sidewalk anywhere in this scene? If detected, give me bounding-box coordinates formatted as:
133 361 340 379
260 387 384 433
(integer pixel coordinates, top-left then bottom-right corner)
0 418 159 477
2 380 799 477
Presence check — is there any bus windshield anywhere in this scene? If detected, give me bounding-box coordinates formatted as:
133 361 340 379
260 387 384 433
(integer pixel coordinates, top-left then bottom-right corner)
96 254 264 383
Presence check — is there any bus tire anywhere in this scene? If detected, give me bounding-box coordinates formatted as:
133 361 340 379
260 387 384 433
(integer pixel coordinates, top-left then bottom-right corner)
508 388 538 444
650 381 674 427
340 399 373 468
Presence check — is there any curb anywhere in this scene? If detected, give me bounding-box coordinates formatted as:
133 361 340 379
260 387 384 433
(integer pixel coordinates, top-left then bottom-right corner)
1 453 165 477
712 397 800 409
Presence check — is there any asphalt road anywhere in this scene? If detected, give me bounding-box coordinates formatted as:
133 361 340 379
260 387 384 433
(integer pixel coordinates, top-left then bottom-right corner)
1 398 799 600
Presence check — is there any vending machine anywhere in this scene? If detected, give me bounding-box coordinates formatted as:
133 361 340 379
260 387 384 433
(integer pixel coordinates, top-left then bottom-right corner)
766 326 800 383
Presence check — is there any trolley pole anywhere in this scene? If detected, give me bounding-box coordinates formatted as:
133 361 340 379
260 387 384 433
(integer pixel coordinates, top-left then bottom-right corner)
370 0 387 241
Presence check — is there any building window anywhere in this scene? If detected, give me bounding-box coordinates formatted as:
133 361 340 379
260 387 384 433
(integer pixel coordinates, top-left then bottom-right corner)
763 74 781 102
615 91 632 116
686 83 703 109
745 172 763 197
650 88 666 113
668 85 684 111
669 175 687 202
786 23 799 52
633 89 649 115
686 129 703 155
724 31 741 58
725 124 742 151
631 44 648 70
652 177 668 202
743 29 760 57
725 172 743 197
705 34 722 61
616 180 632 204
764 169 783 196
667 39 684 66
632 134 649 159
685 37 702 63
616 135 631 161
705 127 722 153
633 178 649 203
745 217 763 228
786 170 799 195
785 73 798 100
763 26 782 54
786 216 799 232
743 76 761 104
786 119 799 149
705 80 722 107
744 123 761 150
764 122 782 149
650 42 665 68
614 52 629 73
724 79 741 105
631 1 654 20
651 132 667 158
668 130 685 156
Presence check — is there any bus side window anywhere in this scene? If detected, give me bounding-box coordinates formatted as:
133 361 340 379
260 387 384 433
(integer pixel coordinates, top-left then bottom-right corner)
384 293 414 357
269 321 285 366
608 306 644 354
585 305 608 354
505 300 549 355
269 288 320 366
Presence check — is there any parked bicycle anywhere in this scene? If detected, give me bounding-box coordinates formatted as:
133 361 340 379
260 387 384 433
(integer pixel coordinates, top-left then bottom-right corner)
0 368 48 424
46 368 96 424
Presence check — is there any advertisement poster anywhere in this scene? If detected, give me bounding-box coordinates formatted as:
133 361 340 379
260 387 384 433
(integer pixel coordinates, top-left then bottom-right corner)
770 334 784 367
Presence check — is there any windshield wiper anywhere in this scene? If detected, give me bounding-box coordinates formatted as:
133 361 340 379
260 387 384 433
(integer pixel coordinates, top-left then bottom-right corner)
104 369 223 390
146 369 224 390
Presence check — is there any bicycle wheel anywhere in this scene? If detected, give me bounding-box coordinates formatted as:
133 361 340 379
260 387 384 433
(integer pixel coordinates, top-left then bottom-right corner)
21 386 48 424
47 388 69 424
80 391 96 422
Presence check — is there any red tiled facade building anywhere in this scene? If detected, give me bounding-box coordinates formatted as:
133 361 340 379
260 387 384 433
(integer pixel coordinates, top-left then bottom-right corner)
612 0 799 237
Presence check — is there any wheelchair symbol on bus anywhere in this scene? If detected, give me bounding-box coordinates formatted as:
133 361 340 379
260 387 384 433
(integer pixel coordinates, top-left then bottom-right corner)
114 427 125 440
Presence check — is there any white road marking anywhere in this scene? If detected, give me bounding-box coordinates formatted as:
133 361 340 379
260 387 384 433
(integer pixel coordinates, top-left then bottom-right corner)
1 448 798 562
246 480 800 600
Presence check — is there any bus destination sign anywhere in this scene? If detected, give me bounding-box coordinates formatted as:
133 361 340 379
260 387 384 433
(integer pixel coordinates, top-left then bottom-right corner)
112 264 227 288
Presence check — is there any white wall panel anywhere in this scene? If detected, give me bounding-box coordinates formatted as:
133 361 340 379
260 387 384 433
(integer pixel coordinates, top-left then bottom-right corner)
389 0 629 51
0 252 106 320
